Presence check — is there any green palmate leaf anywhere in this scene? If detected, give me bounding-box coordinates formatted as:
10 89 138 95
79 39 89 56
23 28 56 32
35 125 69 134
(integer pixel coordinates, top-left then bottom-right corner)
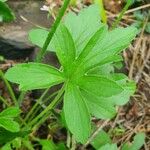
81 27 137 71
91 130 112 149
6 4 137 145
0 107 20 118
64 4 101 56
0 118 20 132
78 75 123 97
64 83 91 143
82 90 116 119
98 144 118 150
5 63 65 91
0 1 15 22
52 24 76 76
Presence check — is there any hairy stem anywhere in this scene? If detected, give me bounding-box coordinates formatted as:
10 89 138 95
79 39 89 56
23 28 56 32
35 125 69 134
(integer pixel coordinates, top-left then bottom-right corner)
27 90 59 122
28 84 65 129
32 111 51 133
18 91 26 106
0 70 17 106
0 96 10 106
111 0 132 29
23 87 50 124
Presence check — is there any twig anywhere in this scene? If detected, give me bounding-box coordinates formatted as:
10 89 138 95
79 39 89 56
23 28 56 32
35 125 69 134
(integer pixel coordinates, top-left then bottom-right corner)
135 39 150 82
125 3 150 14
128 18 148 79
71 136 76 150
83 120 109 148
107 3 150 18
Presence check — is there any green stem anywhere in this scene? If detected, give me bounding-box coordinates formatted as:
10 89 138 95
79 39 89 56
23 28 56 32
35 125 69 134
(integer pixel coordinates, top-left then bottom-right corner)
35 0 71 62
67 131 71 149
111 0 132 29
43 90 59 105
0 96 10 106
23 87 50 124
28 84 65 129
71 136 76 150
18 91 26 106
0 70 17 106
27 90 59 122
32 111 51 132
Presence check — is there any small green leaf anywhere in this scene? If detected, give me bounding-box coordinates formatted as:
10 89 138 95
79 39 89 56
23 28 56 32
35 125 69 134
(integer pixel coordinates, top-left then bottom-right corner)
78 75 123 97
39 140 67 150
39 140 56 150
64 83 91 143
12 138 22 149
0 118 20 132
5 63 65 91
22 138 34 150
98 144 118 150
1 143 11 150
0 107 20 118
0 0 7 2
91 130 112 149
122 133 145 150
0 129 29 144
0 1 15 22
